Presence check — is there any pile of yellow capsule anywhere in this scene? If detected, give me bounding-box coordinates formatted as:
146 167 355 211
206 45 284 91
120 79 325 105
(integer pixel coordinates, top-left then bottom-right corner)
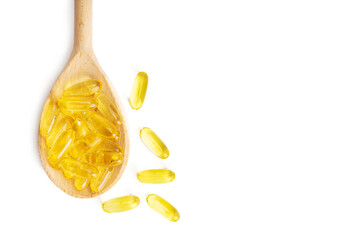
101 72 180 222
40 79 123 193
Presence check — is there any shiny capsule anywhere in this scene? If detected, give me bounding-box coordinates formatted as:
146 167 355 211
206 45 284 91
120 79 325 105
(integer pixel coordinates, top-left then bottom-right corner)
146 194 180 222
63 79 102 96
40 99 59 137
74 177 90 191
95 139 124 153
46 114 72 148
60 157 98 179
102 195 140 213
137 169 175 184
90 166 113 193
130 72 148 110
58 96 96 112
63 169 74 179
84 132 103 148
140 127 169 159
83 111 120 141
95 92 121 125
85 151 122 166
48 129 75 167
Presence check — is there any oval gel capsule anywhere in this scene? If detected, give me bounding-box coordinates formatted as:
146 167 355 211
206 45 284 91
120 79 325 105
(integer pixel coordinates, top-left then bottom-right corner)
130 72 148 110
40 99 59 137
146 194 180 222
63 79 102 96
83 111 120 141
46 114 73 148
95 92 122 125
74 177 90 191
58 96 96 111
48 129 75 167
102 195 140 213
90 166 113 193
137 169 175 184
140 127 169 159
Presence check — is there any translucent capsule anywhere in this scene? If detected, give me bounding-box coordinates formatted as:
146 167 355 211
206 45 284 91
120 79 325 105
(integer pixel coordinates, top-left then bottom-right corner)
73 118 91 139
130 72 148 110
137 169 175 184
74 177 90 191
102 195 140 213
46 114 72 148
61 157 98 179
90 166 113 193
83 111 120 140
40 99 59 137
95 139 124 153
146 194 180 222
85 151 123 166
95 92 121 125
140 127 169 159
63 169 74 179
58 96 97 112
63 79 102 96
48 129 75 167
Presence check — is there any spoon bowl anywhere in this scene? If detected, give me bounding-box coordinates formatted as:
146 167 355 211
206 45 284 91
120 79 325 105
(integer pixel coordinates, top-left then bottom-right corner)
38 0 129 198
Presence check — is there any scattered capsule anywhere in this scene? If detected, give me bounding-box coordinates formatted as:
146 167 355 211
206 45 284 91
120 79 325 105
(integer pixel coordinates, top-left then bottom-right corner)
83 111 120 141
95 92 121 125
40 99 59 137
140 127 169 159
146 194 180 222
130 72 148 110
63 79 102 96
58 96 96 112
46 114 73 148
73 118 91 139
137 169 175 184
74 177 90 191
85 151 122 166
61 157 98 179
102 195 140 213
48 129 75 167
90 166 113 193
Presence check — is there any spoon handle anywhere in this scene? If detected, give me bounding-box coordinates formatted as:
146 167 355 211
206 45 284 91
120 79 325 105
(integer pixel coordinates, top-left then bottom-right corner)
74 0 93 52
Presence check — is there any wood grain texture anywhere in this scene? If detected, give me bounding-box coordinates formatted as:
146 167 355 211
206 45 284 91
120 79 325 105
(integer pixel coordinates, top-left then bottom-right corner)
38 0 129 198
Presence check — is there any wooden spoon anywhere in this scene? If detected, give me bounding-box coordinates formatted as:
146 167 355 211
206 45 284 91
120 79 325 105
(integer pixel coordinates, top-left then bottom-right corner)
38 0 129 198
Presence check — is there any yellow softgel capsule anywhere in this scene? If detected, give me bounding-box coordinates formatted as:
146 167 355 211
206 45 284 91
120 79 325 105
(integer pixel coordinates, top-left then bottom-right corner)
46 114 73 148
83 111 120 141
40 99 59 137
95 92 121 125
85 151 122 166
102 195 140 213
137 169 175 184
95 139 123 153
63 169 74 179
140 127 169 159
90 166 113 193
84 132 103 148
48 129 75 167
61 157 98 179
130 72 148 110
146 194 180 222
73 118 91 139
58 96 96 111
74 177 90 191
63 79 102 96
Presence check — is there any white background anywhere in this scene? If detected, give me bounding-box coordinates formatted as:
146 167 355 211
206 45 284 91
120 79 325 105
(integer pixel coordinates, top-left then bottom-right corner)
0 0 359 239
